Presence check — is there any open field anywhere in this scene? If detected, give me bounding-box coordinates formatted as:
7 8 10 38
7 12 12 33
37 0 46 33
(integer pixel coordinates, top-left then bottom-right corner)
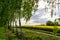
12 26 60 40
1 26 60 40
14 27 60 40
21 26 60 33
22 26 60 29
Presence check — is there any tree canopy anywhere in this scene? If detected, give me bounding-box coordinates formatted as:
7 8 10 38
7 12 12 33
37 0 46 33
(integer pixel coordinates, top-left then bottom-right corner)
46 21 59 26
0 0 38 27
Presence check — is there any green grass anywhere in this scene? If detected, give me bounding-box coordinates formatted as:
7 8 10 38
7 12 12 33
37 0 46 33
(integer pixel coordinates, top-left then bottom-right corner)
0 25 58 40
21 26 60 33
0 27 6 40
0 27 20 40
14 28 60 40
23 29 60 40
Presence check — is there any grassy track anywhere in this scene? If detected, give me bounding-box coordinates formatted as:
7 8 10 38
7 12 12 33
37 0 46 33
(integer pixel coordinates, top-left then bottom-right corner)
14 27 60 40
22 28 60 40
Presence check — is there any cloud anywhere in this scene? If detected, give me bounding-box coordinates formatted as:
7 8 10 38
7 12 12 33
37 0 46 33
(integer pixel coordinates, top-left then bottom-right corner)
21 0 60 25
56 10 60 16
38 0 47 9
28 9 48 24
33 18 48 24
28 11 60 25
31 9 45 20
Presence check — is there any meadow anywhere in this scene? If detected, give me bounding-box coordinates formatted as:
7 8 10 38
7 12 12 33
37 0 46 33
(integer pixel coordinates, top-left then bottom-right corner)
22 26 60 33
0 27 20 40
13 26 60 40
0 26 60 40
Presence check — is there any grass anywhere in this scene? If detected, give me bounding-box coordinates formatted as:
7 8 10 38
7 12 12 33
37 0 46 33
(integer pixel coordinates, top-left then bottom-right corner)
0 27 6 40
21 26 60 33
14 28 60 40
12 25 60 40
0 27 20 40
0 25 60 40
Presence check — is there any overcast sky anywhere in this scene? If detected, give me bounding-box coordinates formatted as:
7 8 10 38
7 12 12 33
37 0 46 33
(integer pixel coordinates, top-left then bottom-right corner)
20 0 60 25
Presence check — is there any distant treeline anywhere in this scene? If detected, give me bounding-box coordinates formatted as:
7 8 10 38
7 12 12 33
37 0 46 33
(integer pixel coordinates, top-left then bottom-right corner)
36 21 60 26
46 21 60 26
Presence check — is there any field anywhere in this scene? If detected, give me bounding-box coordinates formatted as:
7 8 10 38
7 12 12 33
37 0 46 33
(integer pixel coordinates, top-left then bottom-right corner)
22 26 60 33
0 27 20 40
22 25 60 29
0 26 60 40
14 26 60 40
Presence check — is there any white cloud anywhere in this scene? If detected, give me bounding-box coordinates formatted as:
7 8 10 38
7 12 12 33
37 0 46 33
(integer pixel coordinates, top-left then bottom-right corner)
27 19 34 24
38 0 47 9
40 13 50 19
48 15 60 21
20 0 60 25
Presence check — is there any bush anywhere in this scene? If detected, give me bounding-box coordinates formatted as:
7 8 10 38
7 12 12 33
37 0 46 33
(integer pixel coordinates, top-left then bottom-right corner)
46 21 59 26
46 21 54 26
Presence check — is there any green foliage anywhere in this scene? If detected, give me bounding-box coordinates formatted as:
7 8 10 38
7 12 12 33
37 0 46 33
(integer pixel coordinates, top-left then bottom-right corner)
58 18 60 21
58 18 60 25
46 21 59 26
0 0 38 26
21 0 35 21
46 21 54 26
54 22 59 26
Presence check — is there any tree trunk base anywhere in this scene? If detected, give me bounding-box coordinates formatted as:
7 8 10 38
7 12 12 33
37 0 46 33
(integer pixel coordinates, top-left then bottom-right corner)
18 32 25 40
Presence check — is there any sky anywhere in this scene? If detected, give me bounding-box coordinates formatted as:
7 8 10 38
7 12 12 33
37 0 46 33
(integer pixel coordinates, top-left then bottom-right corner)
20 0 60 25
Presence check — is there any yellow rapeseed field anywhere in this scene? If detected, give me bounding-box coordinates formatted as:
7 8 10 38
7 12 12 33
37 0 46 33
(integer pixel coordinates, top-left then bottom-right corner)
36 26 60 29
23 25 60 29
